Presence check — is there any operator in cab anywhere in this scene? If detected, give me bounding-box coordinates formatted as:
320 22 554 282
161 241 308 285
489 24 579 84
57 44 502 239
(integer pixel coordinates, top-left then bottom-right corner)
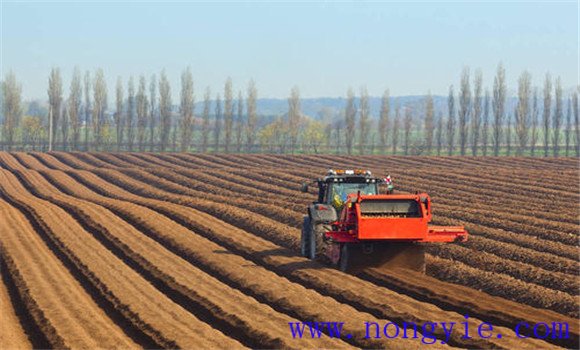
331 181 378 210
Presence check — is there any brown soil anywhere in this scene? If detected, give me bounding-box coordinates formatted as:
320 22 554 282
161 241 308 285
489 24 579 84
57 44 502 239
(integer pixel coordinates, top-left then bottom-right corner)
1 152 577 349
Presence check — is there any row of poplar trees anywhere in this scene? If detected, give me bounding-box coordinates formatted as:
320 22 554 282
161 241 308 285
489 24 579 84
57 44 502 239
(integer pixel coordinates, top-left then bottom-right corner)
2 67 258 153
341 63 578 157
2 63 579 156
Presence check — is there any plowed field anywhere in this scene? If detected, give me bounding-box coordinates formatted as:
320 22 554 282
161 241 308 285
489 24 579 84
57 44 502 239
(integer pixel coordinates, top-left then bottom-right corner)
1 152 578 349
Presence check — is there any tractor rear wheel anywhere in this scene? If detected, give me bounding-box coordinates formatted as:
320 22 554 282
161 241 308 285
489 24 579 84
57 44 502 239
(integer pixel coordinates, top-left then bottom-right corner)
300 216 311 257
338 244 351 272
308 224 330 260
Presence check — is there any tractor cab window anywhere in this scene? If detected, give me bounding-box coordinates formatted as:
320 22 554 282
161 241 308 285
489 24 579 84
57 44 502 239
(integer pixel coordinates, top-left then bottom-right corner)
326 182 377 204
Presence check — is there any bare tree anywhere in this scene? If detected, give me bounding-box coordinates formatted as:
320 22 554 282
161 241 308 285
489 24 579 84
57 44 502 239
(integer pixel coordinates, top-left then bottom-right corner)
552 77 563 157
287 86 301 154
246 80 257 152
458 67 471 155
136 76 148 151
236 90 244 152
214 94 222 152
115 77 124 150
435 112 444 156
1 71 22 150
345 88 356 155
403 107 412 155
542 73 552 157
378 89 390 153
334 120 342 154
515 71 532 155
447 85 456 155
92 68 107 150
481 89 490 156
506 108 512 156
324 121 332 153
232 99 237 150
492 63 506 156
358 87 369 155
0 82 3 145
61 106 68 150
68 67 82 151
574 89 579 157
391 104 400 154
424 92 434 154
158 70 172 152
224 77 233 152
83 71 91 150
149 74 157 151
471 70 482 155
126 76 135 151
61 100 69 150
369 129 376 155
48 67 63 149
171 118 178 151
201 87 211 152
530 88 539 156
179 67 195 152
565 97 572 156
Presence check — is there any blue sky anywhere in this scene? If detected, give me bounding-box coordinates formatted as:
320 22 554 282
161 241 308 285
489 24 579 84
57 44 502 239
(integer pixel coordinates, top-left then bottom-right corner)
1 1 578 100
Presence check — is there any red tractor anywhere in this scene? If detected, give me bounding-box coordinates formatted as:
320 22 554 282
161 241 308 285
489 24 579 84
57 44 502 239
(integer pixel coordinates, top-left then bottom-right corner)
300 169 467 272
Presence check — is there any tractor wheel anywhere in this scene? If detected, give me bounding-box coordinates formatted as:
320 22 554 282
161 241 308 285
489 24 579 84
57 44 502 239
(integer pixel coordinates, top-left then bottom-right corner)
308 224 330 260
307 224 316 260
338 244 350 272
300 216 311 257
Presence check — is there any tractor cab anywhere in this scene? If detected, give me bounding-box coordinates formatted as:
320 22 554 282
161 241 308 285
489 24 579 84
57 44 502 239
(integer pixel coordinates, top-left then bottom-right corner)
300 169 384 222
319 170 379 207
301 169 385 203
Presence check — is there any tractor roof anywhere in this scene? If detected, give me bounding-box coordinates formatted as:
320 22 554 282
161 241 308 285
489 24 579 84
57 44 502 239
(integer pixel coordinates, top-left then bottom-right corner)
321 169 378 183
326 169 372 176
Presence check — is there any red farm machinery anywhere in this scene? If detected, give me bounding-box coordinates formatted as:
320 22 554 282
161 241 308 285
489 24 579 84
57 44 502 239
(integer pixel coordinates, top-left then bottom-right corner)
300 169 468 272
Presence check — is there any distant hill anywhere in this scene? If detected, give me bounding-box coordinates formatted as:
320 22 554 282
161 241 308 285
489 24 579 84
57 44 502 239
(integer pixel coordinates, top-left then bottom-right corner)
193 95 453 120
252 95 519 121
255 96 442 118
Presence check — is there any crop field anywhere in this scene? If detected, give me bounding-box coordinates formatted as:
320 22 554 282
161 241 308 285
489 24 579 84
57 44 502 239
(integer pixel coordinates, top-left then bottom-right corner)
0 151 578 349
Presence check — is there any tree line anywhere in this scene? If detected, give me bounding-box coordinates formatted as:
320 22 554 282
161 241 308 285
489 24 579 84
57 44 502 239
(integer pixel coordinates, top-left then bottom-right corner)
1 63 578 156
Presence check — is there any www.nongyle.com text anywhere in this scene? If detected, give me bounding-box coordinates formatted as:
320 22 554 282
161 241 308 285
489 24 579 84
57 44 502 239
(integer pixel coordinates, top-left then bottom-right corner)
288 315 569 345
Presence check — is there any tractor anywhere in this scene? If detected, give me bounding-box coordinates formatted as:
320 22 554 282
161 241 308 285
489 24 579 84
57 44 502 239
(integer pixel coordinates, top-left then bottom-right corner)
300 169 468 272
